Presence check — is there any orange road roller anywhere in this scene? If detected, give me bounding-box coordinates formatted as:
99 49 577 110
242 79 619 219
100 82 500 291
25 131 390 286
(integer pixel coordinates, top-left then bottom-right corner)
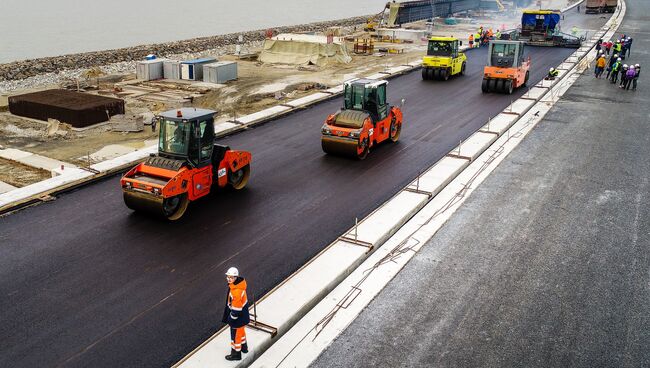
321 79 404 159
121 108 251 220
481 40 531 94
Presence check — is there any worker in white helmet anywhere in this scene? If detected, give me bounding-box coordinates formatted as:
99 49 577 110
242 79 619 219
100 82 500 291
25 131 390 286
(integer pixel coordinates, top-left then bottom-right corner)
222 267 250 361
546 67 559 80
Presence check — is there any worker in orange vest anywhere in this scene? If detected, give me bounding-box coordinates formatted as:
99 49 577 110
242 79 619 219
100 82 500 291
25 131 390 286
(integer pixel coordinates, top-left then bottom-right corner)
469 34 474 48
223 267 250 361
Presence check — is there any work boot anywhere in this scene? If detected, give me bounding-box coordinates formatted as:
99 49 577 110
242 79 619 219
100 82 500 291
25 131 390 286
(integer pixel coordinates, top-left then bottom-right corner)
225 349 242 361
241 343 249 354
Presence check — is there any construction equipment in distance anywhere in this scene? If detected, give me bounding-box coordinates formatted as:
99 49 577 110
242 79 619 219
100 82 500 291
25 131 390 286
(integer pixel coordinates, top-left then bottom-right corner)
503 10 582 48
586 0 617 13
481 40 531 94
421 36 467 81
121 108 251 220
321 79 403 160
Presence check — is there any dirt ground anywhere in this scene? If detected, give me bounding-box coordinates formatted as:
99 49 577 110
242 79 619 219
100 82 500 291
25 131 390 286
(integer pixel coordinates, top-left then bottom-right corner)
0 0 573 187
0 157 50 187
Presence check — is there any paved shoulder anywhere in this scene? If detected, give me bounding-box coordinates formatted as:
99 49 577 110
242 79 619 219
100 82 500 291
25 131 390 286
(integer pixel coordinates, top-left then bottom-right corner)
311 1 650 367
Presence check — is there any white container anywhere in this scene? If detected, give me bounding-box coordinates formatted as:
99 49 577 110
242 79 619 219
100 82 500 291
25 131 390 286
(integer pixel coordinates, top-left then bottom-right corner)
163 60 181 80
180 57 217 81
136 59 165 81
203 61 238 84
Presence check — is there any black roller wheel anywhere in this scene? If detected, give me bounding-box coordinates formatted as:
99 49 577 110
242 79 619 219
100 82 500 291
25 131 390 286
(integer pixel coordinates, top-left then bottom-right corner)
489 78 497 92
481 78 489 93
433 68 441 80
496 79 505 93
357 138 369 160
428 68 435 80
163 194 189 221
442 68 450 81
228 164 251 190
505 80 514 94
422 68 428 80
460 62 466 76
389 117 401 143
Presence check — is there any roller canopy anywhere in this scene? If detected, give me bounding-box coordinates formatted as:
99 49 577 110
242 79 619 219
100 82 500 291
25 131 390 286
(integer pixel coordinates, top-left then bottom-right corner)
521 13 560 30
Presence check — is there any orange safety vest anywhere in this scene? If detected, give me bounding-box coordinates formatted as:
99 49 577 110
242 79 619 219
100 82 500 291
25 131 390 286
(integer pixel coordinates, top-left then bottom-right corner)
228 278 248 311
469 34 474 42
597 57 606 68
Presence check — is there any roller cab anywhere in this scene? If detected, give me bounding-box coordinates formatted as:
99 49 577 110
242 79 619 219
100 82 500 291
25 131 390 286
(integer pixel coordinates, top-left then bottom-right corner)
422 37 467 81
481 40 531 94
321 79 403 160
121 108 251 220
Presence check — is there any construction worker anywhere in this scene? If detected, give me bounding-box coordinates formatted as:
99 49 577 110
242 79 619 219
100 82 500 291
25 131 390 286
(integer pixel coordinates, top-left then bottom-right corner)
475 32 482 48
619 64 629 88
624 64 637 90
496 29 502 40
546 67 559 80
631 64 640 91
606 54 619 79
469 33 474 49
626 37 633 57
223 267 250 361
595 39 602 53
571 26 579 36
610 58 622 84
595 54 607 78
614 40 622 55
487 28 494 40
605 40 612 55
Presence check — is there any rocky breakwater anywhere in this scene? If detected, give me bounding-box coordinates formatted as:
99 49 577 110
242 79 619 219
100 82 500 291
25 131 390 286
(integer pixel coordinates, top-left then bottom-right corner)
0 15 370 82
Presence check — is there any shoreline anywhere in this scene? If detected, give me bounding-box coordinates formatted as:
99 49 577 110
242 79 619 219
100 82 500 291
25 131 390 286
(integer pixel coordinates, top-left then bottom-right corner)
0 14 370 83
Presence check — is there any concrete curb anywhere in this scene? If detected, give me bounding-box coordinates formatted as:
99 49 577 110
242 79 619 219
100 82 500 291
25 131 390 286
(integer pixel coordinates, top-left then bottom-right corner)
174 1 621 367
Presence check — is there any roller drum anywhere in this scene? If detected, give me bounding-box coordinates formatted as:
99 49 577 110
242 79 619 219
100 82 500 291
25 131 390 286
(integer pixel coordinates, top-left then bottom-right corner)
321 136 364 159
123 190 189 220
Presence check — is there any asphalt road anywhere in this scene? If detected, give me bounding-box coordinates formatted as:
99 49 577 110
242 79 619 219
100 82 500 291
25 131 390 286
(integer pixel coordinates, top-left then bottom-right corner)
312 3 650 368
0 11 600 368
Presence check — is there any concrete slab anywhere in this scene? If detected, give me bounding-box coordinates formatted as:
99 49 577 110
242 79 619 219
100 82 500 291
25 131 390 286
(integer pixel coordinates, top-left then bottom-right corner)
407 157 469 195
482 113 519 135
0 168 91 209
324 85 344 94
90 145 157 172
384 65 411 74
0 181 17 194
453 131 498 161
0 148 77 174
236 105 292 125
284 92 331 108
365 73 389 80
214 122 241 136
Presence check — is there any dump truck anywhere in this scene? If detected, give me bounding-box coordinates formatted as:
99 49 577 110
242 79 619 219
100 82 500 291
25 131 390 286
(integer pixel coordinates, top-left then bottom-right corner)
421 36 467 81
504 10 583 48
321 79 403 160
481 40 531 94
121 108 251 220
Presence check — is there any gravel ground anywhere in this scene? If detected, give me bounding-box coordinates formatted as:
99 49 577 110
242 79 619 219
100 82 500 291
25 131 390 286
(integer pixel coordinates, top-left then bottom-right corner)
311 1 650 367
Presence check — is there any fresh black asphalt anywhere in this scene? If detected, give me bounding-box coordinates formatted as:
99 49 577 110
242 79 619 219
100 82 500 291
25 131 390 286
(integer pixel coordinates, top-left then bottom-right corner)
0 11 601 368
312 3 649 368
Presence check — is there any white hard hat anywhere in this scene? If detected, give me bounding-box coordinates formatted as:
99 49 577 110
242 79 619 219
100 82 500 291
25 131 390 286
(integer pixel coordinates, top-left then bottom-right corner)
636 64 640 67
225 267 239 277
549 68 554 72
623 64 628 68
617 57 622 61
614 54 618 57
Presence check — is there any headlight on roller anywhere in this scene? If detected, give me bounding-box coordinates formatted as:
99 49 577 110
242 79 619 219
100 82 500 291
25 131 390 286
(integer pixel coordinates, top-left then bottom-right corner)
321 125 332 135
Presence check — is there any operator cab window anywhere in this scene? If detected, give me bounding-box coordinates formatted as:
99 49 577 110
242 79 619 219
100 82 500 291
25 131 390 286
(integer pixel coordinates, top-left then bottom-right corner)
427 41 452 56
491 43 517 68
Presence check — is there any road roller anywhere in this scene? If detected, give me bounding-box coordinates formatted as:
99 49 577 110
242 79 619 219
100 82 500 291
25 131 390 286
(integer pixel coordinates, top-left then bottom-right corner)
321 79 404 160
121 108 251 220
481 40 531 94
422 36 467 81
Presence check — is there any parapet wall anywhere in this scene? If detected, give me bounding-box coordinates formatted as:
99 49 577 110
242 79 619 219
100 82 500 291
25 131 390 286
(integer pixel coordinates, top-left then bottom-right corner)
0 15 370 82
